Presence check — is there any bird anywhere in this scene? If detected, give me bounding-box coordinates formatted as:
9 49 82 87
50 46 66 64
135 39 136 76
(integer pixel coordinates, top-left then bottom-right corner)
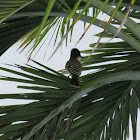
65 48 82 88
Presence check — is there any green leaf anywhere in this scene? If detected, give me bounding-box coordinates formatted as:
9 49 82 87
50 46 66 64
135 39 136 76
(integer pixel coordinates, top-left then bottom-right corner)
32 0 56 57
22 71 140 139
0 0 35 24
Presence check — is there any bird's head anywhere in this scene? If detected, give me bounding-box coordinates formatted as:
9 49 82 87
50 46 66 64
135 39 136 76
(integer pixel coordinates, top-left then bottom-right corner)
70 48 83 60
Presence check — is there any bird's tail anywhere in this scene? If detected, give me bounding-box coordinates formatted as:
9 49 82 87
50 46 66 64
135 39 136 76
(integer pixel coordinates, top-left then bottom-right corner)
70 76 80 88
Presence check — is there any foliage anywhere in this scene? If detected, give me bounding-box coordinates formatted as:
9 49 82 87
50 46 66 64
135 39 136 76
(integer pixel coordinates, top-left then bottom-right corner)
0 0 140 140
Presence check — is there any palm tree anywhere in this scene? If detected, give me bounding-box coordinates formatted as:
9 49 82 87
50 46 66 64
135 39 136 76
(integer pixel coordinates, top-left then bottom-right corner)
0 0 140 140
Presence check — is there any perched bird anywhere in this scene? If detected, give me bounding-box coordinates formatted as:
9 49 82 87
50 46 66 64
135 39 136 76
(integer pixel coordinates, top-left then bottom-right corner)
65 48 82 88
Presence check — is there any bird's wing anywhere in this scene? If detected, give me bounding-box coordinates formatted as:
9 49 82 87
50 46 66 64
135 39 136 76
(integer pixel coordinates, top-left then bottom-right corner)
65 61 82 76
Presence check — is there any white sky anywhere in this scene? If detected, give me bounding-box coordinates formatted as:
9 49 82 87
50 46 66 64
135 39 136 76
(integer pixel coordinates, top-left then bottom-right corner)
0 12 140 140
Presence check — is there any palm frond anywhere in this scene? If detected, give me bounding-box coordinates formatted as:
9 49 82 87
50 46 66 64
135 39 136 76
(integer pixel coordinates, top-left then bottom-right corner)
0 0 95 57
0 0 35 24
0 0 140 139
0 51 140 139
89 0 140 41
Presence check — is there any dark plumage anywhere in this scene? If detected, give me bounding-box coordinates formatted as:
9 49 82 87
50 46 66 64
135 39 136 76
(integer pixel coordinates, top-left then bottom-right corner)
65 48 82 88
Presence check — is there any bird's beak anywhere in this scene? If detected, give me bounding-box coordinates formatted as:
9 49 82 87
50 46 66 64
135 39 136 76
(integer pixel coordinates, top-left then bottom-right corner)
79 50 83 58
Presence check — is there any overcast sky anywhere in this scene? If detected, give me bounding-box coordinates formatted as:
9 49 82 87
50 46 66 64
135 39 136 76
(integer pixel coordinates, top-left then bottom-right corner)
0 12 139 139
